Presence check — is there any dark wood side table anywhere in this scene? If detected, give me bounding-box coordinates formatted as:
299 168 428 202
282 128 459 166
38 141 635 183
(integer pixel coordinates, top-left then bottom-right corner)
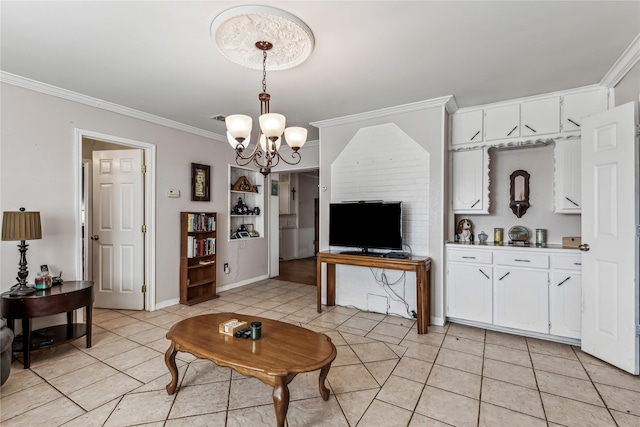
1 281 94 368
316 251 432 334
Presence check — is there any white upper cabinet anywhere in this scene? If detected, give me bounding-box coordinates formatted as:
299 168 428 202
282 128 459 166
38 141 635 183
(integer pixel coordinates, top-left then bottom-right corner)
449 86 609 150
484 103 520 141
451 148 490 214
521 96 561 137
451 110 483 146
554 139 582 213
562 88 609 132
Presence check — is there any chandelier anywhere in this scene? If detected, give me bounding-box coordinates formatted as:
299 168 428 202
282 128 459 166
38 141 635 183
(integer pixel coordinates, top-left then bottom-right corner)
211 6 314 176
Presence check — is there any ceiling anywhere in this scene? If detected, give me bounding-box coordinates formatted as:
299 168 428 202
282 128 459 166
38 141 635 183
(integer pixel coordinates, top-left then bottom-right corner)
2 1 639 142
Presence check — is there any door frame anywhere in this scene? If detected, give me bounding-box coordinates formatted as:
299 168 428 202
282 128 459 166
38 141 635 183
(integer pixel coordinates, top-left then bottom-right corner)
74 129 157 311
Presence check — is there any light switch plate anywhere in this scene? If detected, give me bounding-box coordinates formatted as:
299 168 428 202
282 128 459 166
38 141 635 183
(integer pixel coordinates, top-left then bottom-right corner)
167 189 180 198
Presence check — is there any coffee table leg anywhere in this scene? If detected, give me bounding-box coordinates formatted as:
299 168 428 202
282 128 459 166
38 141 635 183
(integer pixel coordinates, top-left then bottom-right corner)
164 341 179 394
318 363 332 400
273 376 290 427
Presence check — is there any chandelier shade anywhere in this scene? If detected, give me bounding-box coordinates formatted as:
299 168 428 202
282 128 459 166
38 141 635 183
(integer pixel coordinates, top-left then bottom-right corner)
259 113 286 139
284 127 308 150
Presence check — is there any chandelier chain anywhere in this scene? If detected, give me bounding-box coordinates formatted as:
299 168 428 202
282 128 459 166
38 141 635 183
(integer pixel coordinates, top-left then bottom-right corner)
262 50 267 93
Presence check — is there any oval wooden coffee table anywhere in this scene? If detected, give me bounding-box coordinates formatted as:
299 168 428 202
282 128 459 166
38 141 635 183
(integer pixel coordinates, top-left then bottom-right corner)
165 313 337 427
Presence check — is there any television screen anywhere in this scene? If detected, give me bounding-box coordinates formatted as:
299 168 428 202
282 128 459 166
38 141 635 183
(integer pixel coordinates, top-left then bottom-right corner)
329 201 403 252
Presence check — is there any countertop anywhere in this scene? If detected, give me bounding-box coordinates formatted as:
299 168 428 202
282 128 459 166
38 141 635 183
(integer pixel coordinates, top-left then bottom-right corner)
445 241 580 251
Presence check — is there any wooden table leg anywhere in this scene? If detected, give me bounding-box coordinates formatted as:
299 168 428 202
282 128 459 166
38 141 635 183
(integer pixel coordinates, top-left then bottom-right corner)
86 304 93 348
318 362 332 400
22 318 32 369
273 375 291 427
164 341 179 394
326 263 336 307
416 265 428 334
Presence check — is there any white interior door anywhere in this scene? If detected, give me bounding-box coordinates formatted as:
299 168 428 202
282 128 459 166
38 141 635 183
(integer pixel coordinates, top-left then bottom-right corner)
92 149 144 310
581 101 639 374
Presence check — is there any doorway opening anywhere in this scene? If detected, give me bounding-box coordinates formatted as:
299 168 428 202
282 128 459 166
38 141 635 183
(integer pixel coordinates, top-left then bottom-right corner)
271 168 319 285
75 129 157 311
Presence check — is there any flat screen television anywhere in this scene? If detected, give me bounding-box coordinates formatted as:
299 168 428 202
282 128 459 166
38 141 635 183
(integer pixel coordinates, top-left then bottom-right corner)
329 201 403 253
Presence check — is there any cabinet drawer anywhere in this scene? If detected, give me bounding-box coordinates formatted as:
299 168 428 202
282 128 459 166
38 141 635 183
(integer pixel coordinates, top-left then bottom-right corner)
448 249 492 264
551 255 582 271
495 252 548 269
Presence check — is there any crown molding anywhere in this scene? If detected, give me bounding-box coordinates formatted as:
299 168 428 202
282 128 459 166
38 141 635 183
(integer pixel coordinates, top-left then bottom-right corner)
600 33 640 88
0 71 226 141
310 95 455 129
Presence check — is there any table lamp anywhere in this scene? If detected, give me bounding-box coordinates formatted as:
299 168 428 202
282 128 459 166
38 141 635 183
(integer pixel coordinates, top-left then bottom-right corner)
2 208 42 296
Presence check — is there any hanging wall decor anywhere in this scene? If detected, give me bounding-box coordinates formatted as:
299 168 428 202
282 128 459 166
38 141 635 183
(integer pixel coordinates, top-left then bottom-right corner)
191 163 211 201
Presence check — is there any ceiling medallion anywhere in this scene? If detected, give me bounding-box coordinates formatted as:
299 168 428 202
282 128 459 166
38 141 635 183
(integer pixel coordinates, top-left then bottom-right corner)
210 5 314 71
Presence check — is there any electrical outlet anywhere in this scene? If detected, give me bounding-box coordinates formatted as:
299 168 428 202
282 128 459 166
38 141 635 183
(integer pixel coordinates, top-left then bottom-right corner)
224 263 230 274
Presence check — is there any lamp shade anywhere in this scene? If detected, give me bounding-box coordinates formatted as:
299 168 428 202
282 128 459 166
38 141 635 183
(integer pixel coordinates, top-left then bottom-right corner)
225 114 253 142
259 113 286 138
259 134 281 153
227 131 250 150
284 127 308 149
2 210 42 241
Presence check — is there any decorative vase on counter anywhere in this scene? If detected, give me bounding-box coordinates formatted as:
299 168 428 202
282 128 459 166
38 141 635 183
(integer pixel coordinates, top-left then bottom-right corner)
478 231 488 244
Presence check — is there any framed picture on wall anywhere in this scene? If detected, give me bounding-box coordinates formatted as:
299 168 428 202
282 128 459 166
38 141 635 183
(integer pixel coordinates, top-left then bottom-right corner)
191 163 211 201
271 180 279 196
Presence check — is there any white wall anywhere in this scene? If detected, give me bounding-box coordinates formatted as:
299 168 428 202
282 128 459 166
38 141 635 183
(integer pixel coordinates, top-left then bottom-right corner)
0 83 321 306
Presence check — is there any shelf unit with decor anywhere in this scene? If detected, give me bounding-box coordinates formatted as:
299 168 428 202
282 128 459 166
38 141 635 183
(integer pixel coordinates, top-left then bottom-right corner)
228 165 265 241
180 212 218 305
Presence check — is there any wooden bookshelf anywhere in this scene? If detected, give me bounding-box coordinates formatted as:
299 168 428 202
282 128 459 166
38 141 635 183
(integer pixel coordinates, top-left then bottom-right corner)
180 212 218 305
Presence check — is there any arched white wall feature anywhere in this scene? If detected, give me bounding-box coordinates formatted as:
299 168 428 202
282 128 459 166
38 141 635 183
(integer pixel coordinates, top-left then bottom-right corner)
331 123 430 254
329 123 430 317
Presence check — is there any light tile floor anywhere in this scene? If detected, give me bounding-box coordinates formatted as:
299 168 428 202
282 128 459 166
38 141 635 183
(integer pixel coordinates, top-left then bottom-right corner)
1 279 639 426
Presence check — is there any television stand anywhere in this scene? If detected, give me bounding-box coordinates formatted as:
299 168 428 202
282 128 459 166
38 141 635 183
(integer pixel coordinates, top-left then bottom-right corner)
316 251 431 334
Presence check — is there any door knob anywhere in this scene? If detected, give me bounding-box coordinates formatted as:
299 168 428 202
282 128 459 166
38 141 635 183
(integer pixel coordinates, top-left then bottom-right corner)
90 235 99 241
578 243 590 251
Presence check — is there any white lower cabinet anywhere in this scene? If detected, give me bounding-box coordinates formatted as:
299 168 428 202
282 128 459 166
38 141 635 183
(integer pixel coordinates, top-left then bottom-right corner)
446 244 582 342
549 255 582 339
447 262 493 323
495 268 549 334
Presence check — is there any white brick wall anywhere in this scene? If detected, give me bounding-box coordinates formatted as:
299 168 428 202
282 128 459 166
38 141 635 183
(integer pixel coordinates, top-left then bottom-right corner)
330 123 430 317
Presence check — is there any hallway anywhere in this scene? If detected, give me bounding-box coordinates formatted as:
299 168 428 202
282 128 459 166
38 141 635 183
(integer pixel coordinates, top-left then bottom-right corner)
276 256 316 286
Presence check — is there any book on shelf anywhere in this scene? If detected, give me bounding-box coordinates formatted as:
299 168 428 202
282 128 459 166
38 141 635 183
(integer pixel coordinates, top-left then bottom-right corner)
186 213 216 232
187 237 216 258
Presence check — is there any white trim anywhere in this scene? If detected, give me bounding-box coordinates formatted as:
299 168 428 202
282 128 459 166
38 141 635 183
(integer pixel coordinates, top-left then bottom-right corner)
74 129 158 311
155 298 180 310
600 33 640 88
1 71 225 142
311 96 455 128
217 274 270 293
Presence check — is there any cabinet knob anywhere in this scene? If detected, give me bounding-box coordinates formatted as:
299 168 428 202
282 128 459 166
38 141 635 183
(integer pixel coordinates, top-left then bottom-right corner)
524 124 537 133
507 125 518 136
578 244 590 252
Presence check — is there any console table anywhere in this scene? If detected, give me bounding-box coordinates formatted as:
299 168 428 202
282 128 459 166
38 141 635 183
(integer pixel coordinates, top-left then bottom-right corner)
316 252 431 334
1 281 94 368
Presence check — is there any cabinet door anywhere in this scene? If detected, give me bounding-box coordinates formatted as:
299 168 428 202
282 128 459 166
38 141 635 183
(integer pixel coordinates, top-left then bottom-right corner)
447 263 493 323
521 96 561 137
451 149 489 213
494 268 549 333
279 182 290 214
485 104 520 141
549 271 582 339
562 89 608 132
554 139 581 213
451 110 483 146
